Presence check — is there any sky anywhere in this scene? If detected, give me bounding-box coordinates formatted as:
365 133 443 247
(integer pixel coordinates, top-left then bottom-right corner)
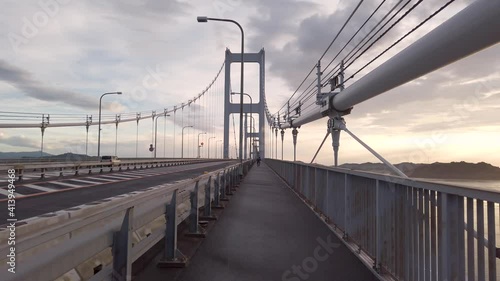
0 0 499 167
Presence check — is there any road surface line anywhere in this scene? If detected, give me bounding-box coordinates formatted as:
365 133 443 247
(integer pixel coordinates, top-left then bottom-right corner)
49 181 82 188
0 188 23 197
23 184 57 192
67 179 102 185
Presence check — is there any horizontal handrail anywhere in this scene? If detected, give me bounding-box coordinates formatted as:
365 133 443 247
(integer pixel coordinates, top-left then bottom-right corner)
0 160 252 281
0 158 233 182
266 159 499 281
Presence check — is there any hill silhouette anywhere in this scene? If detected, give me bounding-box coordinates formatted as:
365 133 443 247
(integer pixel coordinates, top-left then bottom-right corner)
339 161 500 180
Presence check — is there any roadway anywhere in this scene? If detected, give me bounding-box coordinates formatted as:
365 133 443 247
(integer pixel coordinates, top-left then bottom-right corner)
0 158 201 183
0 160 236 222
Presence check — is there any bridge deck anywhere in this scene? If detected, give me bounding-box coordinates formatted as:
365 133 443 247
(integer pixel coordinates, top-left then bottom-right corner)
136 163 377 281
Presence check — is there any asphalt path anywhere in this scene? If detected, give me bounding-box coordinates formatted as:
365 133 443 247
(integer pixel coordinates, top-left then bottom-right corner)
0 160 235 222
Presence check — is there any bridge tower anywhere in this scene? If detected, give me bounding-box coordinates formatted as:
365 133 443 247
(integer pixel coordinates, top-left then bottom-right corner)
223 48 266 159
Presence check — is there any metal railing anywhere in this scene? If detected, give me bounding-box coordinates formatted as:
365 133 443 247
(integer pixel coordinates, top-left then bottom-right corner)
0 161 252 281
266 159 500 281
0 158 230 181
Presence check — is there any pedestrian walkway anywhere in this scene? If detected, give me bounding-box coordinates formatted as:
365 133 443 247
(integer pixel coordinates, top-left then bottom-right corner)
138 163 378 281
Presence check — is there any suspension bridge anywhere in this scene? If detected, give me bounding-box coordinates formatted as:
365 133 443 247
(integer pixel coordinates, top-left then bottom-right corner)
1 0 500 280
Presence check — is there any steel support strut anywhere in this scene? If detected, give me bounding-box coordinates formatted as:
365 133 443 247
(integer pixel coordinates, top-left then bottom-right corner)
200 176 218 220
112 207 134 281
329 117 342 167
186 181 207 238
158 189 187 267
311 115 408 177
212 173 225 208
292 128 298 162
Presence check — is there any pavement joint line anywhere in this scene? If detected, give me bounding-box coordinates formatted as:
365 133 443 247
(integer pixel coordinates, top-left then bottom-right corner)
111 175 144 179
48 181 83 188
119 173 155 177
84 177 117 182
23 184 57 192
98 175 143 180
0 187 22 198
123 171 162 175
67 179 103 185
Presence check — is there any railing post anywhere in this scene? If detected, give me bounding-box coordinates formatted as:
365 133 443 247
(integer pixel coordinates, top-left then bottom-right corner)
405 187 411 281
438 193 462 280
212 173 223 208
112 207 134 281
75 165 79 176
431 190 438 280
343 174 350 240
16 168 23 181
478 199 486 280
228 168 235 195
293 163 297 190
467 198 475 281
158 189 187 267
234 166 240 188
186 181 206 238
201 176 217 220
418 188 425 280
375 180 381 272
220 171 229 202
487 202 497 281
424 189 431 281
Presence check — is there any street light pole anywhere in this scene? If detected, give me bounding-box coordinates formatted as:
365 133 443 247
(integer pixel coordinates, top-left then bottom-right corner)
198 16 244 168
197 132 207 158
208 137 216 159
98 92 122 158
248 116 256 158
154 113 170 158
181 125 193 158
216 140 223 159
231 92 253 159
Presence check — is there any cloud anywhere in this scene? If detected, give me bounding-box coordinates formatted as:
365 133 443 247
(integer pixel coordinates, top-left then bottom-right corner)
104 0 190 22
0 60 96 109
247 0 496 116
0 134 39 149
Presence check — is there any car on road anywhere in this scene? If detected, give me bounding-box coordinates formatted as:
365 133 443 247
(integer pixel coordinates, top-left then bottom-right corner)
100 155 121 165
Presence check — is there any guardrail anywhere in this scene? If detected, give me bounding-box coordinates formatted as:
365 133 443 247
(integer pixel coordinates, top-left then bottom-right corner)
266 159 500 281
0 160 253 281
0 157 214 164
0 158 229 181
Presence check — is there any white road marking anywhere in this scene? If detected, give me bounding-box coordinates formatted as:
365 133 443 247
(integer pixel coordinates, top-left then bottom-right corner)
0 188 23 197
124 171 160 176
85 177 117 182
67 179 101 185
99 175 136 180
23 184 57 192
111 174 142 178
49 181 82 188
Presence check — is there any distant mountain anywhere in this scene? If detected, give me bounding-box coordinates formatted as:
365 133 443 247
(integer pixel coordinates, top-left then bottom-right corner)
0 151 53 159
0 151 99 162
339 161 500 180
24 152 97 161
